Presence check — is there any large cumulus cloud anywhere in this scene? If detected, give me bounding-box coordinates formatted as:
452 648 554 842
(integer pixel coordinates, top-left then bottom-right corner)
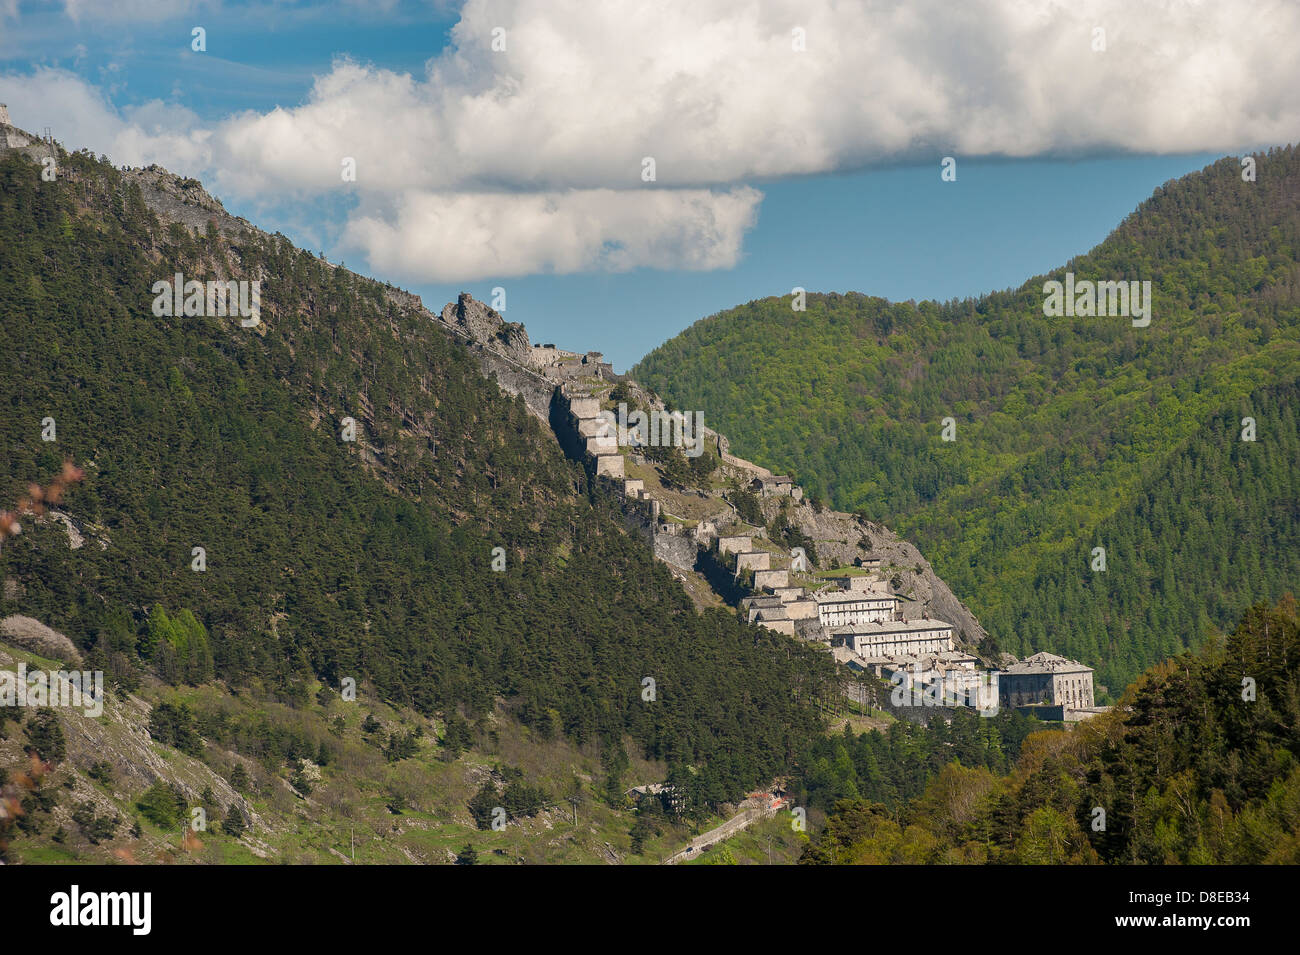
4 0 1297 280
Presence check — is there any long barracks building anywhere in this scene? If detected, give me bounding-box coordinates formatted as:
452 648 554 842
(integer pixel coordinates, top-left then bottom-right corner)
815 582 905 628
829 618 955 657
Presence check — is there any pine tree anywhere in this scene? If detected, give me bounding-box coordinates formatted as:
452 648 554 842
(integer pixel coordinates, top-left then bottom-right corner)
222 804 246 838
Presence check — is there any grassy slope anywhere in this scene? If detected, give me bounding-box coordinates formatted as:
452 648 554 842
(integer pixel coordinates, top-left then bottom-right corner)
0 638 703 864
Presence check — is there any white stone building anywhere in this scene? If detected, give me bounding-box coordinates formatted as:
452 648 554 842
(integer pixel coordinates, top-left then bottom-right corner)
816 591 903 628
830 618 955 657
998 652 1096 711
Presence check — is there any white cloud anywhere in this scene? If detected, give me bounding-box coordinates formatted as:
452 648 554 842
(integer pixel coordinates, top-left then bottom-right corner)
342 186 762 282
62 0 207 23
0 67 210 170
213 0 1300 196
6 0 1300 280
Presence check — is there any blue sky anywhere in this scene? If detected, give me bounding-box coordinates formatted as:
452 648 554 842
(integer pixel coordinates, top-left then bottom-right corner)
1 1 1292 369
429 153 1225 368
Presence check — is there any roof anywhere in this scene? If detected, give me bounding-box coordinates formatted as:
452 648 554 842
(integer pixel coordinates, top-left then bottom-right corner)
936 649 980 663
831 647 870 668
880 651 984 675
1001 651 1093 675
817 592 898 606
830 618 956 636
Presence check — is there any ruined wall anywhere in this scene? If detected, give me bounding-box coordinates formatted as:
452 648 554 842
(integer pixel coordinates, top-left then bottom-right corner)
653 532 699 573
0 117 55 160
466 342 559 423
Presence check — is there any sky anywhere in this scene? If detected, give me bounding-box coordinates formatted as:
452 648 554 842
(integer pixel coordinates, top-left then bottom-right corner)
1 0 1296 370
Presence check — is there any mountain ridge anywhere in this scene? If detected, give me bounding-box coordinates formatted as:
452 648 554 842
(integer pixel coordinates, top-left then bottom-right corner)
632 145 1300 694
1 119 846 834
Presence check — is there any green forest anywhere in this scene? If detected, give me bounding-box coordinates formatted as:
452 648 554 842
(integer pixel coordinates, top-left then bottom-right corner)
0 145 842 807
634 145 1300 694
795 708 1044 812
800 597 1300 864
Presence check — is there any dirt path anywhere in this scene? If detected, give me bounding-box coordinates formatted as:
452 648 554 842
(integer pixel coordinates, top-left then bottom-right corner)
663 795 784 864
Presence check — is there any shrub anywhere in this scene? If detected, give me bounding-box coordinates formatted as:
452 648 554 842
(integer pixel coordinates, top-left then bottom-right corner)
136 782 187 829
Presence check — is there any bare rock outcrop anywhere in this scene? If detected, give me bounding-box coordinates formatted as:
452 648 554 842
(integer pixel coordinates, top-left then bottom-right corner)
440 293 530 358
769 501 989 648
120 164 252 237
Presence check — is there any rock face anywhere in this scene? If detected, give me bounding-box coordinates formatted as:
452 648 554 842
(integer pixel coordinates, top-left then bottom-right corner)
0 615 83 665
773 502 989 648
440 293 529 357
0 638 264 841
121 165 251 236
1 114 254 247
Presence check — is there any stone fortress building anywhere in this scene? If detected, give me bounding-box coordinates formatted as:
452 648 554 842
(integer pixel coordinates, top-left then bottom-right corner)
997 651 1107 721
816 576 906 627
2 103 35 149
414 290 1111 725
751 474 801 500
736 540 1105 721
831 618 956 658
0 109 1111 726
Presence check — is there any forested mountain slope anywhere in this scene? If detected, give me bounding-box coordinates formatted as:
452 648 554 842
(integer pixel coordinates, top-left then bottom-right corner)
799 597 1300 865
634 146 1300 694
0 140 841 809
